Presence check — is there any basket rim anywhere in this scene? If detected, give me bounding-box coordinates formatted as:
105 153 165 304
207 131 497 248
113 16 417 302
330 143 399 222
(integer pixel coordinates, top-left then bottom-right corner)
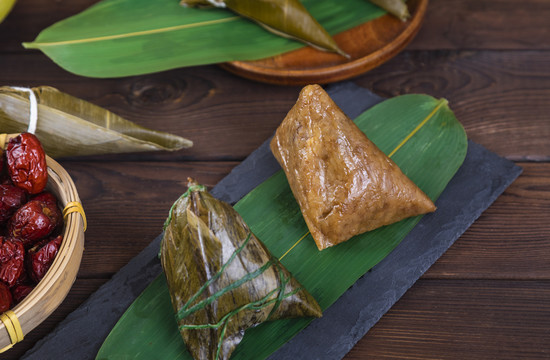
11 156 84 313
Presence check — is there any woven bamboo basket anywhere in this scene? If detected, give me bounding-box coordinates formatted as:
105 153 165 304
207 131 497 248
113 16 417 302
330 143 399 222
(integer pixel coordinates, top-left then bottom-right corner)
0 133 85 352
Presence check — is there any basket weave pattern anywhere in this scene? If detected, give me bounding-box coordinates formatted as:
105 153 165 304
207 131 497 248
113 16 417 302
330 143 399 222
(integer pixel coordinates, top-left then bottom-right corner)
0 134 85 351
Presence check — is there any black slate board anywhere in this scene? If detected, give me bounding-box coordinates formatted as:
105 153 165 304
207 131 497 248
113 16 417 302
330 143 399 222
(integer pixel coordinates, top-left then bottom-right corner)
23 82 522 360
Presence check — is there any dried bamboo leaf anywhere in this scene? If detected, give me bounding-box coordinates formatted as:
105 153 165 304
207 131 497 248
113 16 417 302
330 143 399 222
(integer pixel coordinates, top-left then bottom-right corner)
181 0 347 57
160 179 321 360
369 0 410 21
0 86 192 158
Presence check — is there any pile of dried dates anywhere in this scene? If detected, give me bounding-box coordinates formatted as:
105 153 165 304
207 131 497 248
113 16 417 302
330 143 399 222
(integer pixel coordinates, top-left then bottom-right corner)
0 133 63 312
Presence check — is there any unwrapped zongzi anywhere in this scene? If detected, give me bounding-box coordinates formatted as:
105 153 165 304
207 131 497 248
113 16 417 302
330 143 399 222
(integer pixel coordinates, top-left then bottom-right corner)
270 85 436 250
160 179 321 360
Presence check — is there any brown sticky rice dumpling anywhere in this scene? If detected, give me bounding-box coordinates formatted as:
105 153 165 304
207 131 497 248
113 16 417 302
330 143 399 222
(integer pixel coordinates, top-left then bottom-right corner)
270 84 436 250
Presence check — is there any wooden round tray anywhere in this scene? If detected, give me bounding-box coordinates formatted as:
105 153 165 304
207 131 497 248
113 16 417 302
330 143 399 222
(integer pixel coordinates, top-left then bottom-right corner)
220 0 428 86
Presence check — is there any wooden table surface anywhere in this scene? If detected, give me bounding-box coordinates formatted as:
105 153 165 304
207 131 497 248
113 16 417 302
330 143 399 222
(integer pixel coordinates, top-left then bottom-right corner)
1 0 549 358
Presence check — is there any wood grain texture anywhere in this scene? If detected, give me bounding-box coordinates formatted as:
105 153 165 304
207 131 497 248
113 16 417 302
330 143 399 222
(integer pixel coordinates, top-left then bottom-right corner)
354 50 550 160
2 50 550 161
59 161 238 276
425 163 550 280
408 0 550 50
0 0 96 53
0 53 301 161
345 279 550 359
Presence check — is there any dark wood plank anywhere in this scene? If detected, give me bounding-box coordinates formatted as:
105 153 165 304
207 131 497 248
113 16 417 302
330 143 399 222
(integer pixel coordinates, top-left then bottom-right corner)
409 0 550 50
0 0 98 53
425 163 550 280
346 279 550 359
354 50 550 161
0 52 300 162
56 160 238 276
2 50 549 161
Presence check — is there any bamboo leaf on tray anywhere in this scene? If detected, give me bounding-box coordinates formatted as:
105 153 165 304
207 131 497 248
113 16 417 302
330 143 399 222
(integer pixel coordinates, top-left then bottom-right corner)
0 86 192 157
97 94 467 359
22 0 385 78
181 0 347 57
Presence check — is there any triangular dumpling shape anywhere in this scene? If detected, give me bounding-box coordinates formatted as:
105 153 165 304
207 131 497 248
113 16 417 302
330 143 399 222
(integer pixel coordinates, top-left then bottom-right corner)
270 85 436 250
160 179 322 360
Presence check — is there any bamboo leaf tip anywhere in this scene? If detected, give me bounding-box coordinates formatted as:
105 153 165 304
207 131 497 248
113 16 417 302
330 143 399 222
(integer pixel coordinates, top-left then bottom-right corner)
339 50 351 60
182 139 193 148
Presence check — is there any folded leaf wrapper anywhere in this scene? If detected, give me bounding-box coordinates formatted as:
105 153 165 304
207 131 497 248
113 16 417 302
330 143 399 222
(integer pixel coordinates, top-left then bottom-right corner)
0 86 192 158
181 0 347 57
160 180 321 360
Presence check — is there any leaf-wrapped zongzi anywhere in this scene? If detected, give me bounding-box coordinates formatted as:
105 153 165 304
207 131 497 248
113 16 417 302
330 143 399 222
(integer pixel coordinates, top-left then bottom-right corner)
270 85 436 250
181 0 347 57
160 179 321 360
0 86 192 157
369 0 410 21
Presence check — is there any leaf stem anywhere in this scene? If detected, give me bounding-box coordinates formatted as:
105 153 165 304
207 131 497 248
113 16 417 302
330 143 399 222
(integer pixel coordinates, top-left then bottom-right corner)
22 17 239 48
388 98 448 158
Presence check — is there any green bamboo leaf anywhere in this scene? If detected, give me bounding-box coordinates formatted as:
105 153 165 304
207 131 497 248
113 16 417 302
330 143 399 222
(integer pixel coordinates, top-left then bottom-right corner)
0 86 192 157
97 94 467 360
22 0 385 78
